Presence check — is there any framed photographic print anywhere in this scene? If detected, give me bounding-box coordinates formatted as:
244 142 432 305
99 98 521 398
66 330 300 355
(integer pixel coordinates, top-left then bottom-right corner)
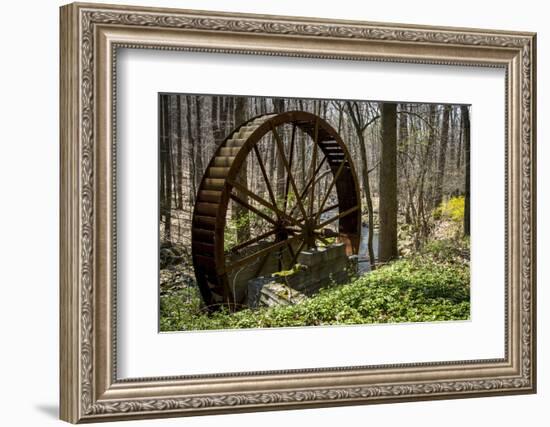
59 2 536 423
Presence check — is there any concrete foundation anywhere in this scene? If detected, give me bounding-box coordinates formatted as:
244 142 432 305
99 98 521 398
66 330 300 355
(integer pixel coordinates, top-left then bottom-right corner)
246 243 357 309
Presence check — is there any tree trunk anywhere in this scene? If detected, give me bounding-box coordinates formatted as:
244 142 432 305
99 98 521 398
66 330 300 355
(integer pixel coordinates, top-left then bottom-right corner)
433 105 451 208
194 97 204 197
417 104 437 244
456 111 463 171
359 132 376 269
161 95 172 242
378 102 398 263
175 96 183 209
185 97 196 208
211 96 225 146
462 105 471 236
398 104 411 223
346 102 376 269
448 109 456 168
159 98 166 225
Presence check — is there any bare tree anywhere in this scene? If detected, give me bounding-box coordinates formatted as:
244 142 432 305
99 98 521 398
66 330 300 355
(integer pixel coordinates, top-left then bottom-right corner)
160 95 172 241
378 102 398 262
174 96 184 209
462 105 471 236
194 97 204 191
346 101 379 268
185 97 196 207
433 105 451 208
416 104 437 245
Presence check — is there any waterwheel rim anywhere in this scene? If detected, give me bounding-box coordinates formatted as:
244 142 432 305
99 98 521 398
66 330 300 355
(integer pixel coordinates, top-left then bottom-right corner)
191 110 361 310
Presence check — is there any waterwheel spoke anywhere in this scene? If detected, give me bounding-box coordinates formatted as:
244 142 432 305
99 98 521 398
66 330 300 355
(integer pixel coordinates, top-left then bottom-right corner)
316 205 359 230
229 179 302 229
299 202 339 223
229 193 278 226
223 233 302 274
302 157 328 198
283 124 297 213
229 228 279 253
271 124 308 220
285 225 302 235
271 124 306 216
307 119 320 216
253 145 278 211
314 160 347 224
319 202 340 216
288 157 327 217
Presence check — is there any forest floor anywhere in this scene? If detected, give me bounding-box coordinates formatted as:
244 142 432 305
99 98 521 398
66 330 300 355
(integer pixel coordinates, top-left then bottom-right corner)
159 235 470 332
159 241 197 305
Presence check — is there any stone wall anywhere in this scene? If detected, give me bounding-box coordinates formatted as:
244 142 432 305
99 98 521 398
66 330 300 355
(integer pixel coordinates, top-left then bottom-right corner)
226 240 301 305
247 243 357 309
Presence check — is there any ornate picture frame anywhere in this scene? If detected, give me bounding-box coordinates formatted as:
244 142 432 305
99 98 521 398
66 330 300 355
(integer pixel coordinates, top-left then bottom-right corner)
60 2 536 423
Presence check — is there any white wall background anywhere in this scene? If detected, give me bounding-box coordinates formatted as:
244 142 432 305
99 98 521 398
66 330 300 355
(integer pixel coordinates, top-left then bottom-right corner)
0 0 545 426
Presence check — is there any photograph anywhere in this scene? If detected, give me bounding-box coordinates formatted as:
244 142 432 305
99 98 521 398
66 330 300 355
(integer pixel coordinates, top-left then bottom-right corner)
158 94 471 331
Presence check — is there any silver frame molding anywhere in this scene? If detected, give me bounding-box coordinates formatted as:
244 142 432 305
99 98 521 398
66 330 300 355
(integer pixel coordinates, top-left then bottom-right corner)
60 2 537 423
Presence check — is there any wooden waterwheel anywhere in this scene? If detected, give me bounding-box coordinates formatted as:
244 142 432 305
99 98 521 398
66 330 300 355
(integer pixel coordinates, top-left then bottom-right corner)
191 110 361 310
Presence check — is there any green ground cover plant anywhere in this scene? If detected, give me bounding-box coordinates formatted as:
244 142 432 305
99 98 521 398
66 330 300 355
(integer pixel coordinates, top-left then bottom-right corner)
160 237 470 331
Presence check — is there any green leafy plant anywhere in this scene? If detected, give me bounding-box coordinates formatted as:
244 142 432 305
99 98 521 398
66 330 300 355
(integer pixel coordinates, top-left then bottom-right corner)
271 263 306 278
433 196 465 223
160 239 470 331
